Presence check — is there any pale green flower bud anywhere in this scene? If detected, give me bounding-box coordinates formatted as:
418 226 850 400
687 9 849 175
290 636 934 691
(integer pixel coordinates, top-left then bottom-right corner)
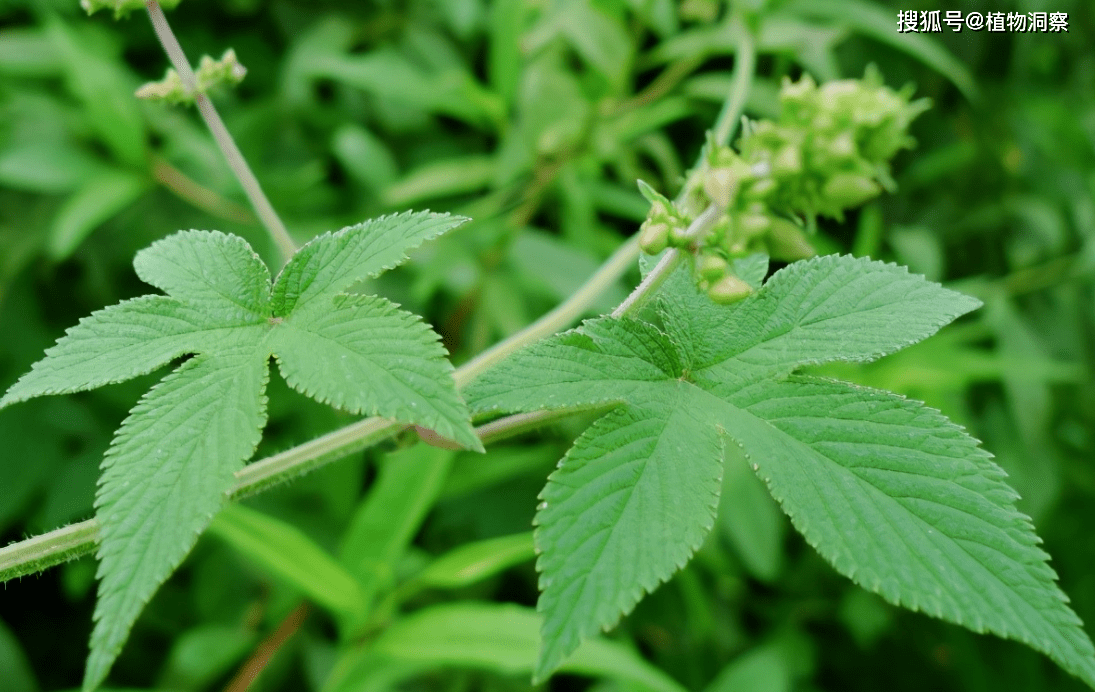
639 221 670 255
828 132 856 160
707 274 754 305
823 173 880 209
739 214 771 238
699 254 728 280
746 177 776 199
669 222 692 247
772 146 802 177
767 219 816 261
703 167 737 208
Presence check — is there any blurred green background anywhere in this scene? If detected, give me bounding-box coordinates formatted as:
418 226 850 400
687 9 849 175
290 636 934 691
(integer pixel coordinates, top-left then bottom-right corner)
1 0 1093 690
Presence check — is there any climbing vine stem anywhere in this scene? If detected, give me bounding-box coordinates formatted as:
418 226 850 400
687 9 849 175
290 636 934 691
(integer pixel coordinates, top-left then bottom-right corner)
145 0 297 263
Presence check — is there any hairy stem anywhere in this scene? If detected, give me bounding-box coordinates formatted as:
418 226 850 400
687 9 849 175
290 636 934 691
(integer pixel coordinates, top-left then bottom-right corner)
0 520 100 581
145 1 297 264
0 19 758 583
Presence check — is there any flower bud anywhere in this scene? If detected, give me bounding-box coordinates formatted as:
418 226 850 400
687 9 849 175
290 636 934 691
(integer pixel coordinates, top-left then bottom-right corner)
745 177 776 199
772 146 802 176
817 79 860 112
703 167 737 208
669 222 692 247
649 200 671 221
823 173 880 209
827 132 856 160
699 254 728 280
739 213 771 238
767 219 816 261
639 221 670 255
707 274 754 305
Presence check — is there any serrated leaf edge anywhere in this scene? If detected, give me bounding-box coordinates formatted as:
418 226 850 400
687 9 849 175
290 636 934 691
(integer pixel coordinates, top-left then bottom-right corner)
726 375 1095 686
132 229 273 318
0 295 201 410
531 399 724 681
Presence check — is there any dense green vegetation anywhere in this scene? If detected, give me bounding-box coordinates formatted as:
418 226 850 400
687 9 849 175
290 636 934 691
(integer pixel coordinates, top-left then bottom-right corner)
1 1 1093 691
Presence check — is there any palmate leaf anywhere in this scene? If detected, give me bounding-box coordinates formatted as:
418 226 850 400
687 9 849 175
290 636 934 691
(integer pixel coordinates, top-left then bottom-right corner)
464 254 1095 686
0 212 476 691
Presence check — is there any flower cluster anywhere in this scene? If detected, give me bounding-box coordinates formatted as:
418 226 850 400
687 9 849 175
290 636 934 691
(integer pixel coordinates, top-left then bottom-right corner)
135 49 248 105
639 67 929 304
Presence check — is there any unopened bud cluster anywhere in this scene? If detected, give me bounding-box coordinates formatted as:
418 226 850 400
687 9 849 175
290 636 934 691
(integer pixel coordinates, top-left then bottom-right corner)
135 49 247 105
639 67 928 305
637 194 689 256
82 0 182 18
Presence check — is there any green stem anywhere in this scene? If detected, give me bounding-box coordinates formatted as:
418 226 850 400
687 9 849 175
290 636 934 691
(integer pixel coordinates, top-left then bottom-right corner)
0 520 99 581
455 235 639 388
231 418 406 499
711 17 756 149
0 17 758 584
145 1 297 264
610 20 755 319
611 205 721 318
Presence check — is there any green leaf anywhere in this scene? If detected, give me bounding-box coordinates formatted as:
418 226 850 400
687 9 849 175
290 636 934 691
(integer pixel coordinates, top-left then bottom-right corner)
0 619 38 692
469 317 682 416
2 218 474 690
712 376 1095 686
156 625 253 691
704 643 792 692
85 350 269 691
0 140 102 193
270 211 467 315
732 253 769 290
48 170 147 260
553 0 632 88
510 230 629 312
381 155 496 208
464 254 1095 686
0 296 229 408
46 18 147 166
0 27 62 77
413 532 535 590
370 603 689 692
271 295 480 450
81 0 181 18
207 504 365 616
670 255 982 388
133 230 272 318
534 390 723 680
339 444 454 622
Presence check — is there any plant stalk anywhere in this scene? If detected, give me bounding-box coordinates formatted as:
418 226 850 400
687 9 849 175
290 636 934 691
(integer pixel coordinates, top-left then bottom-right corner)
608 17 754 320
145 1 297 264
455 235 639 388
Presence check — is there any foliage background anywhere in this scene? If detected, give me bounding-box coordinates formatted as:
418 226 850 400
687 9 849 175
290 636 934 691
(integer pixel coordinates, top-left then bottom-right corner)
0 0 1093 690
